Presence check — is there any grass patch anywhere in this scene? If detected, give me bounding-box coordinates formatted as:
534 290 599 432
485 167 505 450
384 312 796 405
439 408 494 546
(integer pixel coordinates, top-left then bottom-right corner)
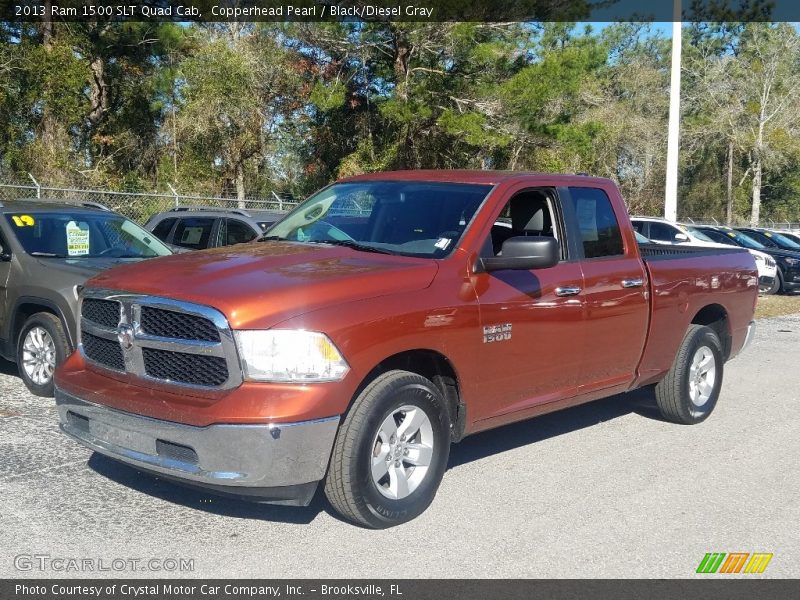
756 294 800 319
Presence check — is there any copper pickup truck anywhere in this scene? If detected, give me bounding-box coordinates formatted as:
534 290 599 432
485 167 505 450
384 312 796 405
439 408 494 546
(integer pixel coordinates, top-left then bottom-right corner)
55 171 758 528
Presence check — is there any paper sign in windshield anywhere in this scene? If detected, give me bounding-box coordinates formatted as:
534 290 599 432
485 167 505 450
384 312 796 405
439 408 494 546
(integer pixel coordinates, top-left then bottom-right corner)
66 221 90 256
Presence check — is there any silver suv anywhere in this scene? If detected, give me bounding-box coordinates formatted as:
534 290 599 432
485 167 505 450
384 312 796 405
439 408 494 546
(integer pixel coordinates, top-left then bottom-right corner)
144 207 286 251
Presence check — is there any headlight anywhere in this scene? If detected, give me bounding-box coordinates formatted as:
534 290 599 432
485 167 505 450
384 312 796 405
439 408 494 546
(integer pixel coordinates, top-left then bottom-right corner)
784 257 800 266
235 330 349 382
754 254 764 262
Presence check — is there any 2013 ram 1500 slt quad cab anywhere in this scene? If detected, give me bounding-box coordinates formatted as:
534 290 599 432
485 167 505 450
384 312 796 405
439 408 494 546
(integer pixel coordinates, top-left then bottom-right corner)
55 171 758 528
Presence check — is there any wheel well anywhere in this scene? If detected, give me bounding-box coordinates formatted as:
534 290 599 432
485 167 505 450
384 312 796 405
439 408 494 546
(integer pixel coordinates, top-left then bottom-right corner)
356 350 465 442
691 304 731 359
13 303 63 347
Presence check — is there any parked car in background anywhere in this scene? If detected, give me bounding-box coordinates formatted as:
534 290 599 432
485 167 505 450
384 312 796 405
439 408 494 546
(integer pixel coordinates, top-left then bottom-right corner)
775 230 800 245
632 217 777 294
737 227 800 253
697 226 798 295
630 217 719 246
144 207 286 251
0 199 172 396
56 171 757 528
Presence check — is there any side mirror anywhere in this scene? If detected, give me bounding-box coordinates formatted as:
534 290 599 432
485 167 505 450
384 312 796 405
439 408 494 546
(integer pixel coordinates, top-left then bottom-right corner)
674 232 689 242
0 244 10 262
477 237 559 272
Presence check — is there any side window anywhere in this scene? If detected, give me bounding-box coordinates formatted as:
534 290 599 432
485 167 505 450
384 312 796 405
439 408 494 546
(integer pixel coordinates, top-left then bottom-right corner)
151 218 177 242
631 221 646 234
482 189 559 257
172 217 215 250
224 219 258 245
568 187 624 259
648 222 677 242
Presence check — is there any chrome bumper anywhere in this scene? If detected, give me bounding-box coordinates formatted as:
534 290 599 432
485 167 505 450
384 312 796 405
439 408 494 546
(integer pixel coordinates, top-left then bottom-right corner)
741 320 756 353
56 388 339 505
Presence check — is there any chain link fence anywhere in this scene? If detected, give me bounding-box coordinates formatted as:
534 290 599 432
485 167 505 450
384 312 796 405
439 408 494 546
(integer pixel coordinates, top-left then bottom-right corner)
0 176 298 224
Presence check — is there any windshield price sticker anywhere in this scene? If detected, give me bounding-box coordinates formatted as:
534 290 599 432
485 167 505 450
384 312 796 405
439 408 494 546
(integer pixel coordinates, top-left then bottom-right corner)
66 221 90 256
11 215 35 227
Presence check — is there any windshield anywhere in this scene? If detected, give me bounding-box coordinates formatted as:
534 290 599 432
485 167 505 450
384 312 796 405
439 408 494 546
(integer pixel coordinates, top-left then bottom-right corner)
684 226 715 242
6 212 172 258
761 230 800 250
724 230 765 250
634 231 650 244
264 181 493 258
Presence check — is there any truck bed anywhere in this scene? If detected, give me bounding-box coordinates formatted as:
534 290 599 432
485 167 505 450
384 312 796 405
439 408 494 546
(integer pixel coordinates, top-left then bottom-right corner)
638 242 748 260
634 243 757 387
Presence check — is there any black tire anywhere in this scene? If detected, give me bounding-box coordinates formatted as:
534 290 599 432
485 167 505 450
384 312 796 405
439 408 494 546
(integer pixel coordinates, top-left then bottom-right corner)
324 370 451 528
654 325 723 425
16 312 70 397
762 271 781 295
775 268 786 294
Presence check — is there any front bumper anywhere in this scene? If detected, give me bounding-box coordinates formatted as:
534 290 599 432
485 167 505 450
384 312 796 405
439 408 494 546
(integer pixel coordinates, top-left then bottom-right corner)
758 275 775 290
56 388 339 506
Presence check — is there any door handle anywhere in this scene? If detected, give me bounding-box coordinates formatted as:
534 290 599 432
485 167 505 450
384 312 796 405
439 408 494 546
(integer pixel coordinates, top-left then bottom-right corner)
622 278 644 288
555 286 582 297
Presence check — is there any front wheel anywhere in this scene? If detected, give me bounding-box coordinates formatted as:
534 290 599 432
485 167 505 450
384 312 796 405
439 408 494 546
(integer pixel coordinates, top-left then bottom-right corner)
654 325 723 424
324 370 451 528
762 272 780 295
17 312 70 397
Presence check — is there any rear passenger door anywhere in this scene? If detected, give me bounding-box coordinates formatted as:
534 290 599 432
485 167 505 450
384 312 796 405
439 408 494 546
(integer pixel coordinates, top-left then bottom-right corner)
565 186 649 394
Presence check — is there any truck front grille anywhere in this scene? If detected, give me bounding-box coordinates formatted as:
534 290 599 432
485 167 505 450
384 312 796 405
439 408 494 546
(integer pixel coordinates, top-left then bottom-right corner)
79 292 242 390
82 299 120 329
143 348 229 387
140 306 219 342
81 332 125 371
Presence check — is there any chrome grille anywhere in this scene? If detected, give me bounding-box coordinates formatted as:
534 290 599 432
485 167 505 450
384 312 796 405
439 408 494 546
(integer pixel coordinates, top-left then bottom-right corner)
140 306 219 342
81 299 120 329
79 291 242 390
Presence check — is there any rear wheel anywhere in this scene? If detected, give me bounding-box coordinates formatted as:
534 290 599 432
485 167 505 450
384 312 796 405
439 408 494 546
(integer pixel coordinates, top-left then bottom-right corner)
654 325 723 424
17 313 70 397
324 370 451 528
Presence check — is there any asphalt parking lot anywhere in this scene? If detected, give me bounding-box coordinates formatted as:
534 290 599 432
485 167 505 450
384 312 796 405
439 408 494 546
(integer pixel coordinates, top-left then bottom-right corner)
1 315 798 579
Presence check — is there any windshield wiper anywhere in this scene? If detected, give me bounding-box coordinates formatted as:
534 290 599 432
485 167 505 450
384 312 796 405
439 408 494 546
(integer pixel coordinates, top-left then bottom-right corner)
30 251 65 258
258 235 287 242
308 239 395 255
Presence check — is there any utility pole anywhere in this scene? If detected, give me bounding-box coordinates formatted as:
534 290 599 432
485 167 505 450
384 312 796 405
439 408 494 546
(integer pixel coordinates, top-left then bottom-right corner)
664 0 682 222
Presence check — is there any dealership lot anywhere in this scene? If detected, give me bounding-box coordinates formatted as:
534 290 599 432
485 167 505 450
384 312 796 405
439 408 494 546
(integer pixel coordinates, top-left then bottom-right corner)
1 314 798 579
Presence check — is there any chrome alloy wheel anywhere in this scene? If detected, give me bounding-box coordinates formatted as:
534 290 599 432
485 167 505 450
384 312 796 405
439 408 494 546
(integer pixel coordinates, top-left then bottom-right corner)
688 345 716 413
22 326 57 386
371 405 435 500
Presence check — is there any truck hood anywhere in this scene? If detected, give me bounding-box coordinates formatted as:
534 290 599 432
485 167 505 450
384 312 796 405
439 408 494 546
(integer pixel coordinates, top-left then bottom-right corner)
35 257 149 280
86 241 438 329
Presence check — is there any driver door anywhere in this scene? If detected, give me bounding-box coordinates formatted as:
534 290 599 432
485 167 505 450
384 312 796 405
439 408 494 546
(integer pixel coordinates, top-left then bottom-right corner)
471 187 585 423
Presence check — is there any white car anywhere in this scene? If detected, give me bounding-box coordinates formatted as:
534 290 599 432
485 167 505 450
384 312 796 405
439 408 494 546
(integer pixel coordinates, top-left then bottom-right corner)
631 217 778 294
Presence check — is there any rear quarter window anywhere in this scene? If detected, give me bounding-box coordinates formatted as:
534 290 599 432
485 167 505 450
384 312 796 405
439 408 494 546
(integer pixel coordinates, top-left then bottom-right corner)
568 187 625 259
